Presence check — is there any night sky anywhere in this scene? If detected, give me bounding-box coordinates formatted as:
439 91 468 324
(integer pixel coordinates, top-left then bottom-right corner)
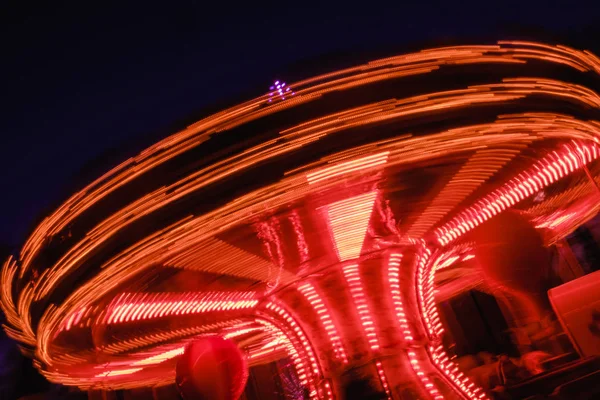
2 1 600 248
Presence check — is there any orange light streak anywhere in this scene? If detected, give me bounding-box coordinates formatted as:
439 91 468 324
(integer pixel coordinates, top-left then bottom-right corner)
306 152 389 184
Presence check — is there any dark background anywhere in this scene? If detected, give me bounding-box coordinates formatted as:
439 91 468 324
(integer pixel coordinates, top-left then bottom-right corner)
1 0 600 397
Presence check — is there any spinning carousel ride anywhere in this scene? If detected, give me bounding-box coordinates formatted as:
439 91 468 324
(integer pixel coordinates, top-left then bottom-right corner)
2 41 600 399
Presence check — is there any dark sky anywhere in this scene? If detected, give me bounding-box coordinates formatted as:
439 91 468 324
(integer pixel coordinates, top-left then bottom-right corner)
1 0 600 247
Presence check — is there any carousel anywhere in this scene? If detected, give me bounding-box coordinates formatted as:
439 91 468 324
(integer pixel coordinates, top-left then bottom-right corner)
3 41 600 399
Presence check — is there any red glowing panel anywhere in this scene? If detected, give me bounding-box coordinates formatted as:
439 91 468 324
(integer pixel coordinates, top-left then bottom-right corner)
326 191 378 262
103 291 258 325
306 152 389 185
436 141 599 245
298 283 348 363
342 263 380 351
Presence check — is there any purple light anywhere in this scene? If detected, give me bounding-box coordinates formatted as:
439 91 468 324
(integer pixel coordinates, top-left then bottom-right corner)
268 80 294 104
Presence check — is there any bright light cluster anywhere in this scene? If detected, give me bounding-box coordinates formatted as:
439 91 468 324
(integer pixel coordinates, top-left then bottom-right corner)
436 141 600 245
297 283 348 363
268 80 294 102
326 191 378 261
103 291 258 324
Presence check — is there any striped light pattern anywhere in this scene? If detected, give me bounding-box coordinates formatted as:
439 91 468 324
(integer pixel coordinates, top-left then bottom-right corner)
251 320 293 362
342 263 380 351
103 291 258 325
326 191 378 261
375 361 392 400
406 148 521 238
407 350 444 400
297 283 347 363
387 254 412 341
417 248 487 399
389 252 444 399
306 152 389 185
436 141 600 245
264 302 325 399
